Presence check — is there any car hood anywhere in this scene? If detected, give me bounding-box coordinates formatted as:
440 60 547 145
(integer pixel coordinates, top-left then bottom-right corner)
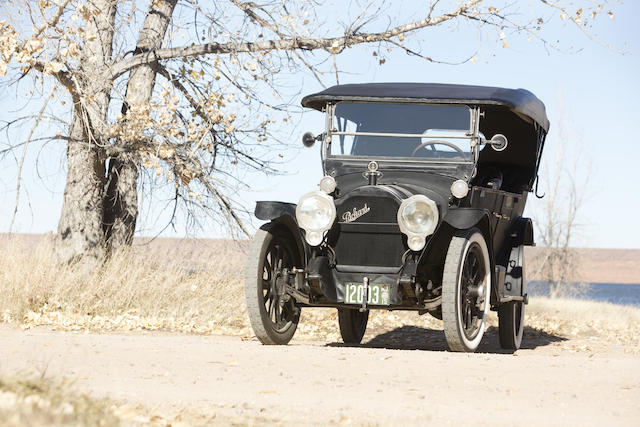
333 178 453 225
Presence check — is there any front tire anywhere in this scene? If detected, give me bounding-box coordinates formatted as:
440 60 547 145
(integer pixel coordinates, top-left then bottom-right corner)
442 229 492 352
338 308 369 344
245 224 301 345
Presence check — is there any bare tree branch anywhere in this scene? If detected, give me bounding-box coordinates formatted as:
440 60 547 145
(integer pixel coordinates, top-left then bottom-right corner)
538 0 625 53
109 0 482 79
9 94 51 232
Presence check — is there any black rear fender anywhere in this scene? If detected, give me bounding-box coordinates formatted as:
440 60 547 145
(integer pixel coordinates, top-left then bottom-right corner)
509 217 535 247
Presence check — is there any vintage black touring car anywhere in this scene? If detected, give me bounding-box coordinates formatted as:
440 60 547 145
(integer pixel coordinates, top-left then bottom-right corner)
245 83 548 352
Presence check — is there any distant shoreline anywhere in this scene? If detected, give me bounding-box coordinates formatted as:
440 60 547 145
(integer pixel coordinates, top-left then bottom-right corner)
525 247 640 285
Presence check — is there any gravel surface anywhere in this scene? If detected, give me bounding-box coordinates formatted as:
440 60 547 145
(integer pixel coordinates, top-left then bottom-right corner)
1 325 638 426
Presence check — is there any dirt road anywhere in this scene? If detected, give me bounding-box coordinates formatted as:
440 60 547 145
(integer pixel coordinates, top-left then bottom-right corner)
1 325 638 426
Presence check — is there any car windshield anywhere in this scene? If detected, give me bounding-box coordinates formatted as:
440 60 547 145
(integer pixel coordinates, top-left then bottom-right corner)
329 102 474 161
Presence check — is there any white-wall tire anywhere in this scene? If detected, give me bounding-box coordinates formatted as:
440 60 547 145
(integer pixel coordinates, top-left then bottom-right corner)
442 229 492 352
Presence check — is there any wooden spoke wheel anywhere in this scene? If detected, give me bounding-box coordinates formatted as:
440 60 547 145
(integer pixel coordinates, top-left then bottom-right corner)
245 224 301 345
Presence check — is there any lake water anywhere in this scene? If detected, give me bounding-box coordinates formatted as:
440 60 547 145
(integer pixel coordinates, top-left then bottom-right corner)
526 282 640 307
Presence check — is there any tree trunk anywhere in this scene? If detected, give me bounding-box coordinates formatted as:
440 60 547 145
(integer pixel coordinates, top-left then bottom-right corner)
103 157 138 249
55 0 177 261
54 0 117 263
103 0 178 252
55 112 107 263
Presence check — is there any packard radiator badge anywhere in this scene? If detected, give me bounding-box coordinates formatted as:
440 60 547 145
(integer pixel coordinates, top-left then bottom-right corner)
342 204 371 222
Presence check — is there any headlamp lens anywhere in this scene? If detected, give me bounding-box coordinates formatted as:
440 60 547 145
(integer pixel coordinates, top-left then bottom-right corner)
401 200 437 234
296 191 336 247
297 196 333 230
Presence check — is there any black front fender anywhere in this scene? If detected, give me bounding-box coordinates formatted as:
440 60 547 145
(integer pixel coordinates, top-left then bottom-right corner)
441 208 500 305
255 201 307 265
442 208 490 230
255 201 296 221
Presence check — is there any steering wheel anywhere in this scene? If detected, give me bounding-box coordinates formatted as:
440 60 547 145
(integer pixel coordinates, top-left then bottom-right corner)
411 139 465 157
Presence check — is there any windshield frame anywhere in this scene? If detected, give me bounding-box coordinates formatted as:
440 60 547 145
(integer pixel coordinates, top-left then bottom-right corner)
323 101 481 164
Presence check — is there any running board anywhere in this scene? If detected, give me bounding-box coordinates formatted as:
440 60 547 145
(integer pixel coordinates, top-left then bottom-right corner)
498 293 529 305
496 265 529 304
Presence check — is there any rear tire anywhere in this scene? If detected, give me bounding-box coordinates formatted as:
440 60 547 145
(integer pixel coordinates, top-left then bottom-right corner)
338 308 369 344
499 245 526 350
498 301 525 350
245 224 301 345
428 306 442 320
442 229 492 352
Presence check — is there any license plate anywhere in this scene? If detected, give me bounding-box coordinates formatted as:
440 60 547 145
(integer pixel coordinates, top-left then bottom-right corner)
344 282 390 306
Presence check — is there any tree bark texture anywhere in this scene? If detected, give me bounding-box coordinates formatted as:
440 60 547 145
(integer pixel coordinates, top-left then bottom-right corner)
55 113 107 263
103 157 138 250
54 0 117 263
103 0 178 252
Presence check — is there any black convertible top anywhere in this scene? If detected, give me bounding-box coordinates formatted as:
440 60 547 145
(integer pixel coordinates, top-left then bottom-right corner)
301 82 549 132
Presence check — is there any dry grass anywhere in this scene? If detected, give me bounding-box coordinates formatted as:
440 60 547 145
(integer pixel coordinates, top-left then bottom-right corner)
0 375 122 426
0 374 227 426
0 236 249 335
526 297 640 346
1 235 639 349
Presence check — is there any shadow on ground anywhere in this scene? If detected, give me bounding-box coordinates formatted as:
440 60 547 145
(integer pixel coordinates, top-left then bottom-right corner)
328 325 566 353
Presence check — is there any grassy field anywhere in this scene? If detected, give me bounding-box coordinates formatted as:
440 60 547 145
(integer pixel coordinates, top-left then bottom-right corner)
0 235 639 349
0 236 248 334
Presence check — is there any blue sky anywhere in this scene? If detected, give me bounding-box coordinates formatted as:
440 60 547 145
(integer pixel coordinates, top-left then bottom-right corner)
1 1 638 248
